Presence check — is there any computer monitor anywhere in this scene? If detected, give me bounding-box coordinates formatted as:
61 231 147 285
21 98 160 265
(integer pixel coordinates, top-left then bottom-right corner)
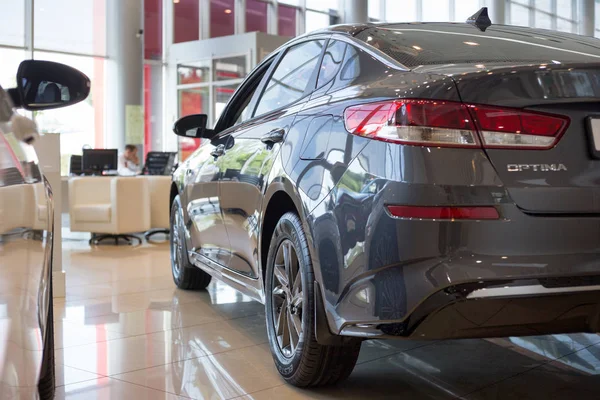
143 151 177 175
69 155 83 175
82 149 118 174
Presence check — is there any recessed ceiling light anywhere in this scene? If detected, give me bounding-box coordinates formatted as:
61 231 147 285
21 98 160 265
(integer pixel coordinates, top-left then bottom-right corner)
224 8 232 14
463 41 479 46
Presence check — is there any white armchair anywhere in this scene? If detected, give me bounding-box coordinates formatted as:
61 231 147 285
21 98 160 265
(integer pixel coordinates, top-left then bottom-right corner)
0 184 35 234
144 175 171 240
0 182 47 234
69 176 150 245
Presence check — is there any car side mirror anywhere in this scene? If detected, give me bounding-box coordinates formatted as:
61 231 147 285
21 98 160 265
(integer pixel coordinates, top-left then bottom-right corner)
14 60 90 110
173 114 215 139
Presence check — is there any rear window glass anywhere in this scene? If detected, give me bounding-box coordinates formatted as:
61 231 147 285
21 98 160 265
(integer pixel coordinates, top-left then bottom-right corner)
356 23 600 68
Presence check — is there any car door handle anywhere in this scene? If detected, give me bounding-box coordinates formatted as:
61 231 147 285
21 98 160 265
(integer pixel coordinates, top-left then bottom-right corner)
261 128 285 145
210 144 225 158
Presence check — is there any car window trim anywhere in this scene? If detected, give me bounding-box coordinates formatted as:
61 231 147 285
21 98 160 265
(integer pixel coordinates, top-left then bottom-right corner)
250 35 331 121
216 59 281 140
213 56 278 136
315 39 348 90
330 33 410 71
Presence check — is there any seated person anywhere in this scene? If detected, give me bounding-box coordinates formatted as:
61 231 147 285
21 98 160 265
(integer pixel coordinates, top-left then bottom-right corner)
118 144 142 176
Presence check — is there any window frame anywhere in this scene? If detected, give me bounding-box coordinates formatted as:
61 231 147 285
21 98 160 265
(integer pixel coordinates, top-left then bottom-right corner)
315 39 348 90
212 55 277 135
330 33 409 71
251 35 331 119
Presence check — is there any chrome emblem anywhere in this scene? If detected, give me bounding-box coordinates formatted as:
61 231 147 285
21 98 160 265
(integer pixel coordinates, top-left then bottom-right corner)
507 164 567 172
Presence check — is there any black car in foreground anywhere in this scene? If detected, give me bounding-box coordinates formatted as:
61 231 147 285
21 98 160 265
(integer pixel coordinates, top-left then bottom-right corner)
170 17 600 387
1 61 89 399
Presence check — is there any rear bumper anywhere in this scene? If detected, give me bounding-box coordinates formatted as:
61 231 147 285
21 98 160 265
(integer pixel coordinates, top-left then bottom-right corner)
310 139 600 340
314 201 600 339
337 278 600 339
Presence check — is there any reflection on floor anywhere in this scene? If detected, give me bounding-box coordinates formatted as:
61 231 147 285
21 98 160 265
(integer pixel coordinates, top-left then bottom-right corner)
55 235 600 399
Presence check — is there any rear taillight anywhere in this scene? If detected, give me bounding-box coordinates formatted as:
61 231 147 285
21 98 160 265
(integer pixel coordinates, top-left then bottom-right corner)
344 100 570 150
467 105 569 149
344 100 479 148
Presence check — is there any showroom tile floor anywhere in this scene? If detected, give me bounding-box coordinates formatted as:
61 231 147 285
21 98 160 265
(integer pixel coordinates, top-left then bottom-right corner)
54 229 600 399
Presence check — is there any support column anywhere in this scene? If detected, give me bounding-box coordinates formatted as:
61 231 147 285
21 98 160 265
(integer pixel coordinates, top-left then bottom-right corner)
343 0 368 24
106 0 144 150
487 0 506 25
24 0 34 58
579 0 595 37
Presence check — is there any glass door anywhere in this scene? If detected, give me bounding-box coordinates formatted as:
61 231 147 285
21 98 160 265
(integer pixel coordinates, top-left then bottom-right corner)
176 53 248 161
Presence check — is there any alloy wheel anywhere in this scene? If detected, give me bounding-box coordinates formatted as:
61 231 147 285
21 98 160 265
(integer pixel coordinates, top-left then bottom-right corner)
271 239 304 358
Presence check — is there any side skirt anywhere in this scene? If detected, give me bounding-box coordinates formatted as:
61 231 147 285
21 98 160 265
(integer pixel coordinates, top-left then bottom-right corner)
188 251 264 304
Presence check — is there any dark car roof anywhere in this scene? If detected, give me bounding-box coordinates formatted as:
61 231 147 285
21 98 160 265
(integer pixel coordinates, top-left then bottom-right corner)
316 22 600 69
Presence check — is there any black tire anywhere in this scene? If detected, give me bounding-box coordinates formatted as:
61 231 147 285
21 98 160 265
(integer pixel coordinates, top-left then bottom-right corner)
38 282 55 400
170 195 212 290
265 212 361 387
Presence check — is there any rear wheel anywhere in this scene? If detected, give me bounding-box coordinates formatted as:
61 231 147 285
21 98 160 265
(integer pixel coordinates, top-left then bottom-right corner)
265 212 361 387
170 195 212 290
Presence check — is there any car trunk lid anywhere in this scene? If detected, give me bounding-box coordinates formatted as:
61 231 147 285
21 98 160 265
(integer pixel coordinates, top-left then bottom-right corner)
452 63 600 214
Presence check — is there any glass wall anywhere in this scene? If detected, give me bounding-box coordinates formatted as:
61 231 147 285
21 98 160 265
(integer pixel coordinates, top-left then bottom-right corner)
0 0 25 47
211 0 236 37
0 48 27 90
0 0 108 176
174 0 200 43
40 0 106 176
378 0 578 32
34 0 107 55
369 0 383 20
33 52 106 175
306 0 339 31
247 0 269 33
278 4 298 36
144 0 162 60
175 54 248 160
383 0 481 22
508 0 578 33
168 0 306 41
385 0 417 22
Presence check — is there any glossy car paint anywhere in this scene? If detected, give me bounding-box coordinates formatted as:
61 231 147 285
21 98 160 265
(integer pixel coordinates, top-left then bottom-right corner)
0 96 53 397
172 23 600 342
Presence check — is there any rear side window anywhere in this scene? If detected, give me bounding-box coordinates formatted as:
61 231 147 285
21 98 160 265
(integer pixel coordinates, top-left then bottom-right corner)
317 40 347 88
340 45 360 82
356 24 600 67
254 40 325 116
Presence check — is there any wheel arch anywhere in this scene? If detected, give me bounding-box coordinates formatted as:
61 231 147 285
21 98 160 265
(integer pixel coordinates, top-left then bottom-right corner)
259 182 304 285
169 182 179 214
260 179 351 346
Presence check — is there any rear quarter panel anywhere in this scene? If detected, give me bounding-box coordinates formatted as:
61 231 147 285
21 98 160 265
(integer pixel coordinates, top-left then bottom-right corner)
278 42 477 330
